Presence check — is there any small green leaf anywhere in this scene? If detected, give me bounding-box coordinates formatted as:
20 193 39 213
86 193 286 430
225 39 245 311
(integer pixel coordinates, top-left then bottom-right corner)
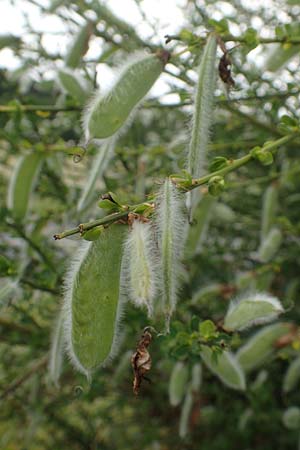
199 320 217 339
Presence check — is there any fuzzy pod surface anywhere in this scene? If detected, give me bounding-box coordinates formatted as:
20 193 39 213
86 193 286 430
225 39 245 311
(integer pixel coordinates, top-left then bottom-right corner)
236 322 291 373
58 69 87 105
201 347 246 391
258 227 283 263
187 33 217 178
283 356 300 393
48 309 65 386
84 50 169 140
157 178 186 322
224 292 284 331
63 224 126 376
179 387 193 438
123 220 157 316
7 152 43 221
65 22 92 69
261 184 278 242
169 361 189 406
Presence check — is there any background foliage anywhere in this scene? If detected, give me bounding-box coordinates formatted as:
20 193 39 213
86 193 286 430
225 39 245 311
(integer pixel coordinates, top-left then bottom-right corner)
1 0 300 449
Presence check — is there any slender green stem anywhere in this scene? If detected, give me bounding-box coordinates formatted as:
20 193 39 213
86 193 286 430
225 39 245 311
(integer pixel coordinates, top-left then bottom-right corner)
53 211 129 240
54 133 298 240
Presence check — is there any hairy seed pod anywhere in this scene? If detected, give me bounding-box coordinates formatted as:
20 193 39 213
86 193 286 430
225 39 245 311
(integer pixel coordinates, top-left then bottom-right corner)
282 407 300 430
77 139 116 212
84 50 170 141
191 363 202 392
48 310 65 387
187 33 217 178
63 224 126 377
169 361 189 406
258 227 283 263
236 322 292 373
283 356 300 393
157 179 186 325
179 387 193 438
58 69 88 105
65 22 93 69
261 184 278 242
0 279 18 306
123 220 157 316
265 44 300 72
7 152 43 221
201 346 246 391
224 292 284 332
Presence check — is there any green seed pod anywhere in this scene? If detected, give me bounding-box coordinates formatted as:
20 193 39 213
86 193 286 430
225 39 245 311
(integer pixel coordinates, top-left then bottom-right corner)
123 220 157 316
282 407 300 430
156 179 186 326
265 44 300 72
191 363 202 392
187 33 217 178
77 139 116 212
179 387 193 438
236 322 292 373
63 224 127 377
261 184 278 242
57 69 88 105
169 362 189 406
185 195 215 257
65 22 93 69
201 347 246 391
186 33 217 215
84 50 170 141
213 202 236 223
191 283 222 305
283 356 300 393
7 152 44 221
224 292 283 332
258 227 283 263
48 310 65 387
82 225 105 241
238 408 253 431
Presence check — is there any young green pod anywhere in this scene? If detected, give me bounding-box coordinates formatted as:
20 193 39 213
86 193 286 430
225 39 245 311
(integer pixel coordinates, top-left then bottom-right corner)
156 179 186 325
201 346 246 391
282 407 300 430
236 322 292 373
84 50 170 141
258 227 283 263
63 224 127 377
224 292 284 332
283 356 300 393
7 152 44 221
265 44 300 72
122 220 157 316
57 69 88 105
185 195 215 257
77 138 116 212
191 363 202 392
48 309 65 387
187 33 217 178
65 22 93 69
179 387 193 438
169 361 189 406
261 184 278 242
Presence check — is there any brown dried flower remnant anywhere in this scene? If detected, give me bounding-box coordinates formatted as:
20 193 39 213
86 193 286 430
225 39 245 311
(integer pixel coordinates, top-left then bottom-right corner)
218 51 235 88
131 327 152 395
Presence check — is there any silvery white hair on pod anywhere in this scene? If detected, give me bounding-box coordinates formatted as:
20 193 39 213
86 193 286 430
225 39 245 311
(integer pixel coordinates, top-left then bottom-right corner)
122 220 158 316
156 178 187 328
62 238 127 379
